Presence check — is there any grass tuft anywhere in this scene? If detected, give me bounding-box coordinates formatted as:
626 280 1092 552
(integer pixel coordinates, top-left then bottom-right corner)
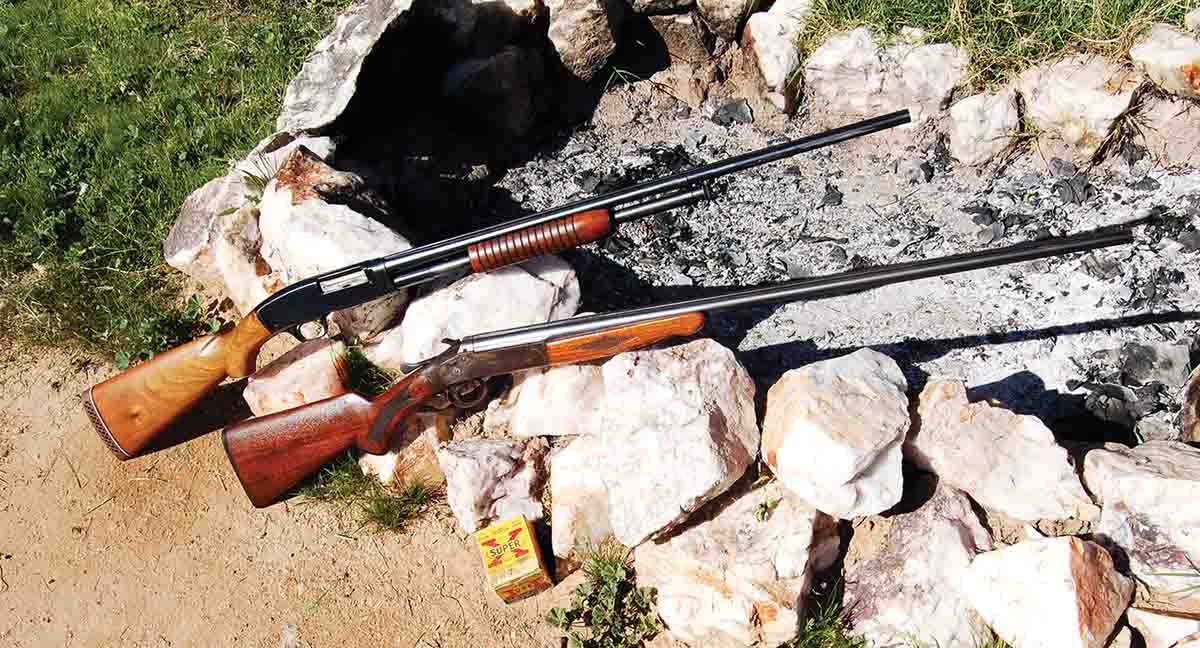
298 450 436 532
338 342 400 397
798 0 1191 88
0 0 350 362
783 586 866 648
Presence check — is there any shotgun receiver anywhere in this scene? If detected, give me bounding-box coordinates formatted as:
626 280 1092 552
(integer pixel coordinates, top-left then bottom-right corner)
83 110 912 460
223 222 1139 507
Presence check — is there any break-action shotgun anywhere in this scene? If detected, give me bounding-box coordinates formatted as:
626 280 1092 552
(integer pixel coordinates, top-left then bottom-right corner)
222 221 1139 507
83 110 912 460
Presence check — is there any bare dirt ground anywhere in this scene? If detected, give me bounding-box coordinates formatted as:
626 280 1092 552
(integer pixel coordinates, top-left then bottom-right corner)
0 342 573 648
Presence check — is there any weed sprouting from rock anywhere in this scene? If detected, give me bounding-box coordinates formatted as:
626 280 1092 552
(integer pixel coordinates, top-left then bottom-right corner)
547 543 661 648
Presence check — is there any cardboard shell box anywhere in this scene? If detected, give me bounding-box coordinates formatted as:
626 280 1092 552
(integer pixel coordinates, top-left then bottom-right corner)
474 514 553 604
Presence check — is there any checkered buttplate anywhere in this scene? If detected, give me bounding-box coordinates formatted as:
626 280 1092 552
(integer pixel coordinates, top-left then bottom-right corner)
82 387 130 460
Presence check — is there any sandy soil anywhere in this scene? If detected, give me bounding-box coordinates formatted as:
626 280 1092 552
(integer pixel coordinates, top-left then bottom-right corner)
0 342 573 648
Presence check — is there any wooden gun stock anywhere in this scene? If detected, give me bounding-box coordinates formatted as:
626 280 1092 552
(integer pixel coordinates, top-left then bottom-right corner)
83 315 273 459
222 372 439 507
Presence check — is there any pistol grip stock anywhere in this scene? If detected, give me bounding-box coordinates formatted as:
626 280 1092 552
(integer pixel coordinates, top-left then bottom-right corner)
223 392 372 508
84 314 273 459
544 312 706 365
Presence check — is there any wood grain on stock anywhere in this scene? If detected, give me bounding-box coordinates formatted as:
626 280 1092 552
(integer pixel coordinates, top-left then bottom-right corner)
84 314 272 459
545 312 706 365
223 392 372 508
223 373 440 507
467 209 611 272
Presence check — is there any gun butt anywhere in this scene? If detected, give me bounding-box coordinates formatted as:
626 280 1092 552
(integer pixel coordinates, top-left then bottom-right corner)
223 392 372 507
83 315 273 459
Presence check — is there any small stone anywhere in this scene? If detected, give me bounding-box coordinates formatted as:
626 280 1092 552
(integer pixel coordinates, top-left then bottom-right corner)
730 251 749 266
948 89 1020 166
546 0 624 82
1050 157 1078 178
358 413 451 487
743 0 814 112
634 482 839 648
762 349 909 518
909 380 1099 522
1131 176 1161 192
437 438 547 533
713 99 754 126
820 181 843 207
844 486 994 647
696 0 748 40
1086 441 1200 613
918 161 934 182
802 27 967 123
976 226 997 244
1018 56 1142 158
243 339 346 417
1188 8 1200 33
963 537 1133 648
1129 24 1200 99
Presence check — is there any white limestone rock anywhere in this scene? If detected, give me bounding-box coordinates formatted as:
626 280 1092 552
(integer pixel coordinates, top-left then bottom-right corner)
1085 441 1200 613
258 146 410 342
1182 364 1200 443
358 413 452 487
548 339 759 555
483 363 605 438
963 537 1134 648
761 349 909 519
634 482 839 648
1188 7 1200 33
1017 55 1141 158
243 339 346 417
546 0 624 82
802 27 968 124
1130 24 1200 99
947 89 1019 166
211 205 284 315
1175 633 1200 648
437 438 547 533
844 486 994 648
744 0 813 112
365 255 580 368
275 0 415 132
1127 608 1200 648
163 134 336 300
600 339 759 545
549 434 613 558
910 380 1099 522
1138 97 1200 169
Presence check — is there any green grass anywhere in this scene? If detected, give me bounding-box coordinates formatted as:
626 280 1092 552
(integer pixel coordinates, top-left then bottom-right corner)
338 343 400 397
0 0 349 362
799 0 1192 87
298 450 437 532
783 585 866 648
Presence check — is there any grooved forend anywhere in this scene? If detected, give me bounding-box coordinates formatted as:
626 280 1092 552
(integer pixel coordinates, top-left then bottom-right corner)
82 387 131 460
468 209 611 272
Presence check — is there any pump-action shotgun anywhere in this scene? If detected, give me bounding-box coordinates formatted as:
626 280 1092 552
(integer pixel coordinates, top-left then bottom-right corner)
222 221 1139 507
82 110 912 460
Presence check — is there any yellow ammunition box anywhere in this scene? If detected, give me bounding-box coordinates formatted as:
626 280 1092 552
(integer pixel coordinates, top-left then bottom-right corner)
475 514 552 604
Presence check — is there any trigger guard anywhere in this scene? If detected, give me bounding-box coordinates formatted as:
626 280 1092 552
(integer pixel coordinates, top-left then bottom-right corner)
292 319 329 342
